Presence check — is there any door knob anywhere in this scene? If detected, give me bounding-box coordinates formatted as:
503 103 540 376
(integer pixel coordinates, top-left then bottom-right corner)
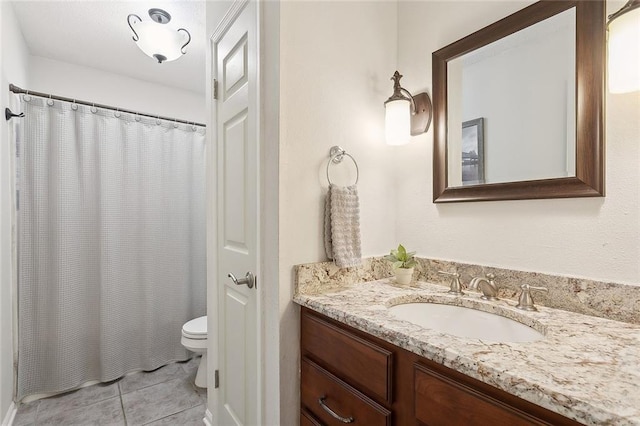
228 272 256 289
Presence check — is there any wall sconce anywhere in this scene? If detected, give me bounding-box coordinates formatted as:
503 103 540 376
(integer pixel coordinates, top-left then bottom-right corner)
384 71 432 146
127 9 191 64
608 0 640 93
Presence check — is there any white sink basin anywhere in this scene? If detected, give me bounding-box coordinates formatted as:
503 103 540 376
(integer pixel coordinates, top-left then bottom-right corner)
388 303 544 343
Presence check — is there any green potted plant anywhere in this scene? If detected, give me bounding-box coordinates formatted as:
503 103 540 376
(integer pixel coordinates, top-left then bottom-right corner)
384 244 417 285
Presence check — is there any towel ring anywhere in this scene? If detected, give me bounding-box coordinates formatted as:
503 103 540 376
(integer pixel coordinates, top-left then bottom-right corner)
327 145 359 186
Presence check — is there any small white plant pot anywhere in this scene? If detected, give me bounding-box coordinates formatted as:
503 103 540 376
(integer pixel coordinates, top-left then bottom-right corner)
394 267 414 285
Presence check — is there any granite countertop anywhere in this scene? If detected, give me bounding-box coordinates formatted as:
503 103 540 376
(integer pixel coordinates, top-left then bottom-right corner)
294 278 640 426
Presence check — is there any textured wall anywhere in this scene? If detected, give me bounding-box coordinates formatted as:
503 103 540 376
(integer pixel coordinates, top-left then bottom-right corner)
279 1 399 424
396 0 640 286
28 56 205 124
0 1 30 420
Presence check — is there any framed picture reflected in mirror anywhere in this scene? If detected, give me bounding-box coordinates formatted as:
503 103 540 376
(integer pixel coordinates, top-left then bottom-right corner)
461 118 484 186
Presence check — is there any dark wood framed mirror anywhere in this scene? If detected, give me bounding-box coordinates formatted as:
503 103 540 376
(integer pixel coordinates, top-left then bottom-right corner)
432 0 605 203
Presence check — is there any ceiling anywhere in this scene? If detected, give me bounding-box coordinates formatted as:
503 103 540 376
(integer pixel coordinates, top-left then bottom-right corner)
12 0 206 94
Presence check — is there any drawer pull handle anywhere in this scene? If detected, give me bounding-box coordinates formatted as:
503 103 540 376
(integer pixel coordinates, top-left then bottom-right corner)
318 396 354 423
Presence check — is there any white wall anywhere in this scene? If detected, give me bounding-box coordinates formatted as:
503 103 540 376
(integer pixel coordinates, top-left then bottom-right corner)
397 0 640 285
259 2 281 425
0 1 30 420
28 56 205 124
279 1 399 424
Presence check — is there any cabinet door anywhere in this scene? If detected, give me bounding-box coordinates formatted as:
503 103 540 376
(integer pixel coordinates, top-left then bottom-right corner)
301 358 391 426
415 363 551 426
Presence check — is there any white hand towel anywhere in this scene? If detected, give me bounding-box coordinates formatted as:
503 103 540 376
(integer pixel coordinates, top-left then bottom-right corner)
324 184 362 268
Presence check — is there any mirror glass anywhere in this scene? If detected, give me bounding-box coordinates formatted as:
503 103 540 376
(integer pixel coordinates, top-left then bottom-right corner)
432 0 605 203
446 8 576 187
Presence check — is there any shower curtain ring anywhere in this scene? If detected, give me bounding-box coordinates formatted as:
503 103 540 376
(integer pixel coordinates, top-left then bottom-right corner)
156 116 161 125
47 94 54 106
173 119 178 129
114 108 120 118
90 103 97 114
191 122 197 131
23 90 31 102
71 99 78 111
135 112 141 122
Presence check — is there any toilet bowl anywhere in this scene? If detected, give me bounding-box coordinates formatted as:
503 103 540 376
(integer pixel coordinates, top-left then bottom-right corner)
181 316 208 388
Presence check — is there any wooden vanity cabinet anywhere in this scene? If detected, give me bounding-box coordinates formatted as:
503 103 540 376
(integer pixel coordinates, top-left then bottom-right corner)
300 307 581 426
301 307 413 425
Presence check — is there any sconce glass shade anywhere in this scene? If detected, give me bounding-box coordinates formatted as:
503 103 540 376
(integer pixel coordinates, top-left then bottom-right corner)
608 1 640 93
385 99 412 146
384 70 432 146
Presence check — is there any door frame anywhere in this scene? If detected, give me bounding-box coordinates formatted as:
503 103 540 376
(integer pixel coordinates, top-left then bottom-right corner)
205 0 280 424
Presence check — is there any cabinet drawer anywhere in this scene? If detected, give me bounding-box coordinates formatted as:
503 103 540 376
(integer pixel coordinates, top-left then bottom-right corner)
414 363 549 426
301 408 323 426
301 309 393 404
302 358 391 426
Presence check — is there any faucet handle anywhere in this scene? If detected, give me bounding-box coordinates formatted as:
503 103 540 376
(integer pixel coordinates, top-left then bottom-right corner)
438 271 464 296
516 284 548 311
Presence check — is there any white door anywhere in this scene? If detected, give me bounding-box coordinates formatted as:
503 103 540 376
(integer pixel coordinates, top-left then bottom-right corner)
213 1 259 425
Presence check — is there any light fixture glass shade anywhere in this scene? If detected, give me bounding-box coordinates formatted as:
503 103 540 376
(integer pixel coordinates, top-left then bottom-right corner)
385 99 411 146
608 5 640 93
133 21 189 63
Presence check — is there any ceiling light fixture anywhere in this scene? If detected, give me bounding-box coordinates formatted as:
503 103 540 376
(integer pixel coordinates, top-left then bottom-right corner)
607 0 640 93
384 71 432 146
127 8 191 64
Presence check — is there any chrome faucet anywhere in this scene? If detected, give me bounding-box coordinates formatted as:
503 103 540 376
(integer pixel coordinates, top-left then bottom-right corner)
438 271 464 296
469 273 498 301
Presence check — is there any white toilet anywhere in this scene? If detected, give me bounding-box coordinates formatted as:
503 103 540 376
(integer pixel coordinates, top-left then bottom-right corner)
181 316 208 388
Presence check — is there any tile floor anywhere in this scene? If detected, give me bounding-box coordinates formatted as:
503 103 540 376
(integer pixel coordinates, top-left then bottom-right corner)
13 356 206 426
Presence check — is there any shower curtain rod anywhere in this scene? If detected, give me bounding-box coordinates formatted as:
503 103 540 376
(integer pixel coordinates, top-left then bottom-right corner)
9 84 206 127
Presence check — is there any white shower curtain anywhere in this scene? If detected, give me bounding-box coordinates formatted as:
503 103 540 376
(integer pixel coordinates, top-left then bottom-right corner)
16 96 206 400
